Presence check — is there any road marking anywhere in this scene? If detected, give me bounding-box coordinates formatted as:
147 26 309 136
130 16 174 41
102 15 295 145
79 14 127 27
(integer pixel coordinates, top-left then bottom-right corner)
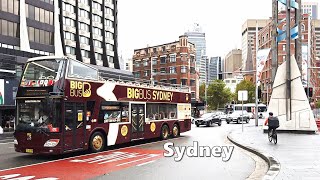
0 136 186 172
0 148 164 180
136 160 156 167
0 139 13 142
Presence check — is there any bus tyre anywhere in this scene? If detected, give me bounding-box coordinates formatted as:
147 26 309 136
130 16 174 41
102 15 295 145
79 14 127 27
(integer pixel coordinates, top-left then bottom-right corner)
90 132 106 153
172 124 180 138
161 124 170 140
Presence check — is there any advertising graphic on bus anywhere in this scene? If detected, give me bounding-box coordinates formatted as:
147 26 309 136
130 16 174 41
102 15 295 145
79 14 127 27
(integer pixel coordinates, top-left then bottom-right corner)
14 56 192 155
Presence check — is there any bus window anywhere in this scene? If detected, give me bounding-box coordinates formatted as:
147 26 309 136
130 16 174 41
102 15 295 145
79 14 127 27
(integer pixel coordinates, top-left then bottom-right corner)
86 101 95 122
146 104 177 120
68 60 98 80
98 102 128 123
168 104 177 119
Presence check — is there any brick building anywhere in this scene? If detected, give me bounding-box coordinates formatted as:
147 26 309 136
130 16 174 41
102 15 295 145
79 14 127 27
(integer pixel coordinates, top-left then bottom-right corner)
132 35 199 101
251 11 319 103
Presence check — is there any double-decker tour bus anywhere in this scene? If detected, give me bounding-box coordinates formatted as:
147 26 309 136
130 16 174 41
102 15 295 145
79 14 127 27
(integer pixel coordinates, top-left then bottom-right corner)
14 56 191 154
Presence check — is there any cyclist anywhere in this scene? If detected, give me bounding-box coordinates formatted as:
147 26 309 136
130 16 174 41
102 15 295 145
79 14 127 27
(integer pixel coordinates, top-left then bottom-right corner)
264 112 279 136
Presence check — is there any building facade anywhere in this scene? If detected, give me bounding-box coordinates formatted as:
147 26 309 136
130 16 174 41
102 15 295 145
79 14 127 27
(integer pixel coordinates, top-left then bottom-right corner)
184 23 206 83
224 49 242 79
0 0 120 130
132 35 199 100
302 1 318 19
252 12 319 103
206 56 222 83
224 75 244 93
241 19 269 71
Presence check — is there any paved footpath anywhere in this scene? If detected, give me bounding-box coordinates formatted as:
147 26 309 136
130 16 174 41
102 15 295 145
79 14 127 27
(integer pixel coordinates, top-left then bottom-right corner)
228 126 320 180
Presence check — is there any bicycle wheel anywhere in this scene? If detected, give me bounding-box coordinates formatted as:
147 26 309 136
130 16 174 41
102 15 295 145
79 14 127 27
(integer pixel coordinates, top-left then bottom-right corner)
273 131 277 144
268 130 273 142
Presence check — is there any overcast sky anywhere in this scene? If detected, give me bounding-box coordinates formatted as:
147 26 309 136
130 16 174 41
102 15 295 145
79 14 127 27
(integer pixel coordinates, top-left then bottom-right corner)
118 0 319 60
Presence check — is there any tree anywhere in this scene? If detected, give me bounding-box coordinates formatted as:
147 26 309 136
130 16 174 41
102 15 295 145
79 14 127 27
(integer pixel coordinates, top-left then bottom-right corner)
199 83 206 101
235 80 256 103
316 101 320 109
206 80 233 110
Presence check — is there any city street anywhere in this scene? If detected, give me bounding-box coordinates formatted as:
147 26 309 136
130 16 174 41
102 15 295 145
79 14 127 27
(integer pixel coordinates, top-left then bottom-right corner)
0 119 267 180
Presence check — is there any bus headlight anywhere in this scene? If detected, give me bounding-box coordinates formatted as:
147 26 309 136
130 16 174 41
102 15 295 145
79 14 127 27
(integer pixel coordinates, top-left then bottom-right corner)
44 139 60 147
14 138 18 145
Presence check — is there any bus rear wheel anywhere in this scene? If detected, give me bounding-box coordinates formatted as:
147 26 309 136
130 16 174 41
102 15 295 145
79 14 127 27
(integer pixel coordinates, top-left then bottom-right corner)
172 124 180 138
161 124 170 140
90 132 106 153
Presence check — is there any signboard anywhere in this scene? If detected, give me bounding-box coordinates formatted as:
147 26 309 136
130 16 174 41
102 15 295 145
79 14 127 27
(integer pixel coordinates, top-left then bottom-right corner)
238 90 248 101
0 79 4 105
256 48 271 86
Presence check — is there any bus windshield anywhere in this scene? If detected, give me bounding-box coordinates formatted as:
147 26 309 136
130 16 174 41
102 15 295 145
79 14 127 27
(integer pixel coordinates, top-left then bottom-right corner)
21 59 66 87
16 99 61 132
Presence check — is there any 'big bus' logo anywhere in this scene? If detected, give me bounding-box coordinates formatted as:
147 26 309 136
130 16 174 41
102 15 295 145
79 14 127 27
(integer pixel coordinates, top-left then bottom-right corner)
70 81 91 98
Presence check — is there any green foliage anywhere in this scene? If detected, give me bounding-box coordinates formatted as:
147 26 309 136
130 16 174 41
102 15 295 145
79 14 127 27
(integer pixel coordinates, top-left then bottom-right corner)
199 83 205 101
316 101 320 109
206 80 233 110
235 80 256 103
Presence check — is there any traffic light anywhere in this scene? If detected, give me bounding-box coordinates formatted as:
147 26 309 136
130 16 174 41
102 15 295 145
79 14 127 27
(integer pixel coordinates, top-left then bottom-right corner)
304 87 313 97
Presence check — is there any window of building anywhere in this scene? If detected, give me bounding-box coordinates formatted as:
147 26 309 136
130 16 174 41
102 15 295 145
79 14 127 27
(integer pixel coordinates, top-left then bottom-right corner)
27 27 53 45
146 104 177 120
65 32 75 41
170 79 177 85
108 56 114 63
152 58 157 65
134 72 140 78
143 60 148 66
93 15 102 23
80 36 89 44
170 55 176 62
282 44 286 51
66 46 76 55
191 92 195 99
181 66 187 73
93 27 102 36
152 69 157 73
92 2 102 11
106 44 114 51
106 32 113 39
79 22 89 31
1 0 19 15
160 56 166 64
160 68 166 73
64 17 75 27
79 0 89 5
105 7 113 16
231 80 236 83
190 67 195 74
95 53 102 60
181 79 187 86
169 67 176 74
190 80 195 86
105 20 113 28
79 9 89 19
81 50 90 58
94 40 102 48
135 62 140 67
144 71 149 77
63 2 75 13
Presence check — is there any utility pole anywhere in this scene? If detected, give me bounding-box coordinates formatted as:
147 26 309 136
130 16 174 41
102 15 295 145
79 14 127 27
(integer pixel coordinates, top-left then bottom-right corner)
255 20 259 126
271 0 278 87
286 0 292 121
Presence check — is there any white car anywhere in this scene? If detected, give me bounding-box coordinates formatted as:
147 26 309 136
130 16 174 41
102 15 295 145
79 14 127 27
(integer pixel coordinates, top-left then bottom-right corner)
214 111 227 120
226 110 250 124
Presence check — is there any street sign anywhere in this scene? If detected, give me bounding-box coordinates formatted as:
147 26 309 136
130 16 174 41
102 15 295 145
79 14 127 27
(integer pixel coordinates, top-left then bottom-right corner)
238 90 248 101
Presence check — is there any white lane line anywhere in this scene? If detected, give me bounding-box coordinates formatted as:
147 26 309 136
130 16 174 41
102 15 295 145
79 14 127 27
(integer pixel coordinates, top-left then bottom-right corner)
0 140 13 143
116 155 160 167
8 147 14 149
136 160 156 167
0 136 186 172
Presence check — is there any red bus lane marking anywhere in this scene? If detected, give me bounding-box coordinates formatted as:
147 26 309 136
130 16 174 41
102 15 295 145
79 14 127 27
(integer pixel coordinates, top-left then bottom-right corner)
0 148 164 180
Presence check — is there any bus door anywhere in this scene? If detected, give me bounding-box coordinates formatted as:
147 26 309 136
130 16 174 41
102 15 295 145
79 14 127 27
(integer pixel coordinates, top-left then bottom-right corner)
64 102 86 151
131 103 145 140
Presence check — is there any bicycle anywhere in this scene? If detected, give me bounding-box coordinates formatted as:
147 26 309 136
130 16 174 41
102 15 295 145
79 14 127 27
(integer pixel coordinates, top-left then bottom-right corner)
268 128 277 144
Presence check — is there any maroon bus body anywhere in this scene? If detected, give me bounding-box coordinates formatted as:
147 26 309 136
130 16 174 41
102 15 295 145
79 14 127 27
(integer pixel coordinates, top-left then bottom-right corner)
14 78 191 155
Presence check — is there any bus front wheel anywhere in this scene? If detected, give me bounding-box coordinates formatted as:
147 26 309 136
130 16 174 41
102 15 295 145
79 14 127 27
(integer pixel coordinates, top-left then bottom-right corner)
161 124 170 140
90 132 106 153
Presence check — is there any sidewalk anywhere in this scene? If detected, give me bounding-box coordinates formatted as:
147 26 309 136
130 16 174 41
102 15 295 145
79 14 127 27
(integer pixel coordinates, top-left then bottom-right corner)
228 126 320 180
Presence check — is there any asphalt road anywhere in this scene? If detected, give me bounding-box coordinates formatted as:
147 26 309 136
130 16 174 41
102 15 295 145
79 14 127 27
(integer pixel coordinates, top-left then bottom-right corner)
0 119 267 180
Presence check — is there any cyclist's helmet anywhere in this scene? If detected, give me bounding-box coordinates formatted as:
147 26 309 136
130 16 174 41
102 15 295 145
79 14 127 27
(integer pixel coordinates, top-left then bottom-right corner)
269 112 273 116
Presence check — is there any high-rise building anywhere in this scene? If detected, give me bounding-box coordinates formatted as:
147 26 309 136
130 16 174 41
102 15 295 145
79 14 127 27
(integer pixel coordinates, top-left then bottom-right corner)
0 0 120 129
302 1 318 19
224 49 242 79
184 23 206 83
206 56 222 83
241 19 270 71
312 20 320 61
132 35 199 100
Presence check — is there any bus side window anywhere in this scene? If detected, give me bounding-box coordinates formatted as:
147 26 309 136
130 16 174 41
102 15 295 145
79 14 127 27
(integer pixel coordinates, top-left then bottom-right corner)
121 104 129 122
87 101 95 122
